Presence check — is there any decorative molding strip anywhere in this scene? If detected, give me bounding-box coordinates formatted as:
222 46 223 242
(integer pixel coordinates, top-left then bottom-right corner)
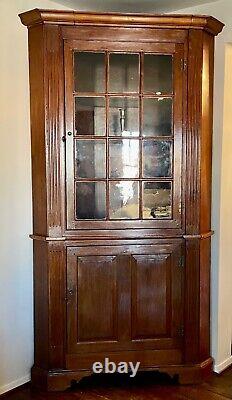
0 374 30 395
214 356 232 374
19 9 224 36
183 231 214 240
29 234 65 241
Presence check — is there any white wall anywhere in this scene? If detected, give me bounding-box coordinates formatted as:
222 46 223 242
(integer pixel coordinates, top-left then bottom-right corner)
0 0 72 395
172 0 232 373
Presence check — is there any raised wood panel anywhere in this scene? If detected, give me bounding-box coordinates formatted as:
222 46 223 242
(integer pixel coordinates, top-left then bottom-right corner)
131 254 171 339
77 255 117 342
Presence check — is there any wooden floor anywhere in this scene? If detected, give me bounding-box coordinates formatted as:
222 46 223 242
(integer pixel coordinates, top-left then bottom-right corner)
2 368 232 400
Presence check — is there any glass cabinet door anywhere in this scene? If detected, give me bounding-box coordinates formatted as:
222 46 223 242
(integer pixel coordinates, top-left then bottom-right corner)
65 42 184 231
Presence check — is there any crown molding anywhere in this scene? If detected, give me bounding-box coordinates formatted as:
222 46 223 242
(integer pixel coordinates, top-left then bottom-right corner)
19 9 224 36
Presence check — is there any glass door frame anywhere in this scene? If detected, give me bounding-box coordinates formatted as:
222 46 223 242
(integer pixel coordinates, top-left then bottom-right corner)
64 40 185 232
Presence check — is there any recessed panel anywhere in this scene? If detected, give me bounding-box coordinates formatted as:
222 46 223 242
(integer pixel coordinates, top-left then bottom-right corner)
142 140 172 178
76 182 106 220
143 182 172 219
109 53 139 93
109 97 139 137
143 98 172 137
143 54 173 94
77 255 117 341
109 139 139 178
132 254 171 339
109 181 139 219
75 97 105 136
74 52 105 93
75 140 106 179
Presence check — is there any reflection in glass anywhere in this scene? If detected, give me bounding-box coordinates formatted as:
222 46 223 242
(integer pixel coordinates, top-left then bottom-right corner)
76 182 106 219
109 98 139 137
143 182 172 219
143 140 172 178
75 140 106 179
144 55 172 94
143 98 172 137
109 139 139 178
109 53 139 93
109 181 139 219
74 52 105 92
75 97 105 136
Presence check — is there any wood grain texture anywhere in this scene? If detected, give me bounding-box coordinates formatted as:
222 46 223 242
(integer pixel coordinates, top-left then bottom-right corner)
19 9 224 35
20 10 224 391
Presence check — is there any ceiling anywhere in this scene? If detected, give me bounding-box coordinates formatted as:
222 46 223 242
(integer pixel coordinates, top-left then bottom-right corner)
53 0 219 13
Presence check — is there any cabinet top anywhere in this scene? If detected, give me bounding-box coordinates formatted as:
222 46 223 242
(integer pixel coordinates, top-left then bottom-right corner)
19 8 224 36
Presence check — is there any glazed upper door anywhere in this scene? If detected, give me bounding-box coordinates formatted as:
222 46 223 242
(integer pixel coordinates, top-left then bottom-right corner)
66 241 184 367
64 40 185 231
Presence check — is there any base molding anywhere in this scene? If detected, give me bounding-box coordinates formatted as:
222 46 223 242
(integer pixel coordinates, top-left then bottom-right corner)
31 358 213 391
0 374 30 396
214 356 232 374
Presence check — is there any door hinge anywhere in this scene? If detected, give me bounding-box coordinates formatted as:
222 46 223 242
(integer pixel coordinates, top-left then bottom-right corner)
178 326 184 337
178 255 184 268
181 58 187 72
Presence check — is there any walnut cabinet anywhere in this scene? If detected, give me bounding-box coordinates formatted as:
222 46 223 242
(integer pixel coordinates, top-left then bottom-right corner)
19 9 224 391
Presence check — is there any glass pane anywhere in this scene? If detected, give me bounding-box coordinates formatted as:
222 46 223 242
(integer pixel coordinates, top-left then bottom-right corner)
143 140 172 178
109 139 139 178
143 98 172 137
75 97 105 136
75 140 106 179
109 97 139 137
144 55 172 94
76 182 106 219
109 53 139 93
109 181 139 219
74 52 105 93
143 182 172 219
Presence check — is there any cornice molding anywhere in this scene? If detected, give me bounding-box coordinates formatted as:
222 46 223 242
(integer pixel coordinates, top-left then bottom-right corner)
19 9 224 36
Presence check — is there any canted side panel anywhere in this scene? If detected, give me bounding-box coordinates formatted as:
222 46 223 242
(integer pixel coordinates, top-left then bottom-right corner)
200 33 214 233
199 237 211 360
33 240 49 368
48 242 66 368
131 254 171 339
76 255 118 342
28 26 47 236
186 30 203 235
44 26 65 237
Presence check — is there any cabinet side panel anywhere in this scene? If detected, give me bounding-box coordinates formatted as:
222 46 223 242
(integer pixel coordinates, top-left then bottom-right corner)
186 30 203 235
28 26 47 235
199 237 211 359
44 26 65 237
200 33 214 233
33 240 49 368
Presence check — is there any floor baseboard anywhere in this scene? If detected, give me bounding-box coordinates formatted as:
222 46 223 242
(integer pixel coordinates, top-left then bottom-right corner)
0 374 30 396
214 356 232 374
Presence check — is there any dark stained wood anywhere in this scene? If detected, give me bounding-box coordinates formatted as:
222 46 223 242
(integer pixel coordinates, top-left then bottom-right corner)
3 367 232 399
19 8 224 391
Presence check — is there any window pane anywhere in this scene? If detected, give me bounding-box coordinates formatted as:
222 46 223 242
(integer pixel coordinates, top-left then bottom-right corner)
75 140 106 179
74 52 105 93
144 55 172 94
109 97 139 137
76 182 106 219
143 140 172 178
143 182 171 219
109 181 139 219
75 97 105 136
109 139 139 178
109 53 139 93
143 98 172 137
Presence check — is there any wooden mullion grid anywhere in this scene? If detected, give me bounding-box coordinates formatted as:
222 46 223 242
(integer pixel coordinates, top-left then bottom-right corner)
73 92 174 98
139 52 143 219
74 178 174 182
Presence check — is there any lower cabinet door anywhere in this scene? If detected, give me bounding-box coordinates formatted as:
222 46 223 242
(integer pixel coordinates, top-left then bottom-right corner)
66 241 184 369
